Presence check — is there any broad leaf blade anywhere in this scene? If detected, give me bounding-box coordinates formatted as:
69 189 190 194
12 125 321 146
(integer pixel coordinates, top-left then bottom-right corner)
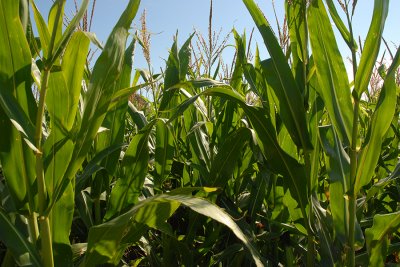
30 1 50 57
320 126 350 244
354 0 389 97
0 208 42 267
154 120 174 188
96 38 135 175
62 31 91 129
324 0 358 50
85 190 264 267
354 48 400 192
49 0 90 64
52 0 141 206
365 211 400 267
209 127 252 187
104 124 151 220
307 0 353 144
0 0 37 211
243 0 312 151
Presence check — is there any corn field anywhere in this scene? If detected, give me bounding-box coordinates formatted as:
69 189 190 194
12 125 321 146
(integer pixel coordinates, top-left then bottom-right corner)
0 0 399 266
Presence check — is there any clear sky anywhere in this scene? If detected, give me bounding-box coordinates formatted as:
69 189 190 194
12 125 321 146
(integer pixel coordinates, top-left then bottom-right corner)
35 0 400 74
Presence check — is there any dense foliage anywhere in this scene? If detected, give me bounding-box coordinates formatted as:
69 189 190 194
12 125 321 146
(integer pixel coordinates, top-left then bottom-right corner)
0 0 399 266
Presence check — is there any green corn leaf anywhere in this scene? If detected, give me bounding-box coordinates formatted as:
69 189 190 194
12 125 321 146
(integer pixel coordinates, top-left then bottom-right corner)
365 163 400 203
168 85 309 220
104 122 152 221
308 71 324 192
184 86 309 220
42 31 89 264
209 127 252 187
108 83 148 110
248 168 270 219
51 0 141 209
354 0 389 98
43 32 90 222
43 72 75 265
243 62 267 104
286 0 307 90
47 0 65 58
154 119 174 188
165 194 264 267
324 0 358 50
231 30 246 91
0 0 38 212
50 183 74 266
312 198 336 266
127 101 147 130
75 143 127 192
159 34 193 114
48 0 90 64
189 123 212 173
96 38 135 175
160 36 179 109
0 208 42 267
61 31 91 129
320 125 350 244
0 92 37 151
30 0 50 58
308 0 353 144
243 0 312 151
19 0 29 33
354 48 400 193
84 190 263 267
365 211 400 267
178 33 194 81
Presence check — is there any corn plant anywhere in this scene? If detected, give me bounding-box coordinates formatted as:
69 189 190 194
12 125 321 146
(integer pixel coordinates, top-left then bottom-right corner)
0 0 263 266
1 0 400 266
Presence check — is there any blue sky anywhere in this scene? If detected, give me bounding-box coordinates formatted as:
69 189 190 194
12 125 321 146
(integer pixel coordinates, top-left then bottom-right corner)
35 0 399 73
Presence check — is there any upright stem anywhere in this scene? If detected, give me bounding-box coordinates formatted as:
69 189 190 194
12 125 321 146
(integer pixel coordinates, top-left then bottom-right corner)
302 3 313 264
27 213 39 243
33 2 64 265
304 152 314 267
347 98 359 267
34 68 54 267
345 5 359 267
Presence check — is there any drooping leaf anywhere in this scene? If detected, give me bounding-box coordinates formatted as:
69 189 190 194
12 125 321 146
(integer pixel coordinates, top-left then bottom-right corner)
169 86 309 221
127 101 147 130
84 190 264 267
0 208 42 267
365 211 400 267
75 143 127 192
